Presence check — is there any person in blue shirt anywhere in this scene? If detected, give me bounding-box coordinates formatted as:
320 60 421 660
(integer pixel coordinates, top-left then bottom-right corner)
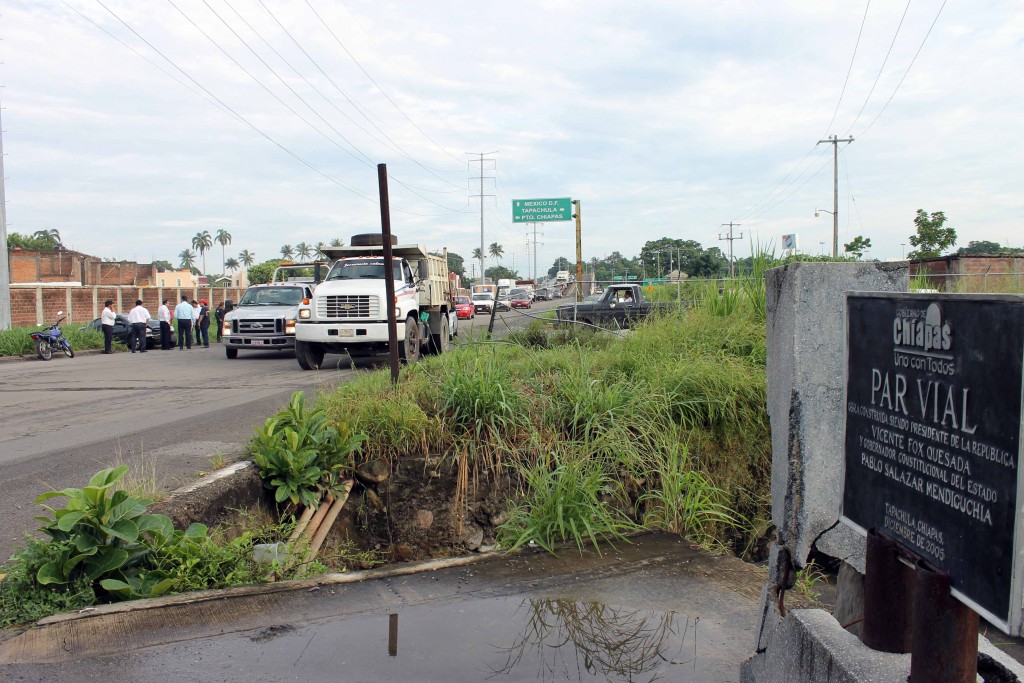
174 295 195 350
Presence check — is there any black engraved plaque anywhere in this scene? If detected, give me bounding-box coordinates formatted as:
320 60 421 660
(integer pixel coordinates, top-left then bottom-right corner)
842 293 1024 631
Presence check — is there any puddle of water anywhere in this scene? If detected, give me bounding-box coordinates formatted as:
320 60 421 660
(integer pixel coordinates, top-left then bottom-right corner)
124 595 712 682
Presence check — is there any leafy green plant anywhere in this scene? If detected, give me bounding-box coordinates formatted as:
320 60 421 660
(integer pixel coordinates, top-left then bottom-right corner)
793 560 828 601
498 453 638 555
0 537 96 628
251 391 365 507
33 466 166 591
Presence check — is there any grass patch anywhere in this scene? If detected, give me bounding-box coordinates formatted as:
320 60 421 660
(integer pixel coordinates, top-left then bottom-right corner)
0 325 104 357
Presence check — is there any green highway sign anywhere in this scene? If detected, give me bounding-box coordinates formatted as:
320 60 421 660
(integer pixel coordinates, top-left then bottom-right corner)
512 197 572 222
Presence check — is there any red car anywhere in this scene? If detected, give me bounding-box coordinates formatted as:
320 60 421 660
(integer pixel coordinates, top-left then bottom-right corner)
455 295 475 319
510 294 532 309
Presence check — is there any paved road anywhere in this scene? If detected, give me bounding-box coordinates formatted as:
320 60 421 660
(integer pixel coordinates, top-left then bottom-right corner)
0 345 355 562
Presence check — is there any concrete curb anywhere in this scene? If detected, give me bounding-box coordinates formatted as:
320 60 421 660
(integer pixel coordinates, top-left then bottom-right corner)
0 347 108 363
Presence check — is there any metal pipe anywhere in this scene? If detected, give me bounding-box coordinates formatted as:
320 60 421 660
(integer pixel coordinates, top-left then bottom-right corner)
861 529 915 653
910 561 978 683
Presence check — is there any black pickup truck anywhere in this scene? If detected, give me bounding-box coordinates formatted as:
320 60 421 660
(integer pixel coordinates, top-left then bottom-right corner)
555 284 674 329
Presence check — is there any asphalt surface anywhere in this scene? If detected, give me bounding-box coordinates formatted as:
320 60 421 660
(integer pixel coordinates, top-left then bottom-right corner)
0 533 770 682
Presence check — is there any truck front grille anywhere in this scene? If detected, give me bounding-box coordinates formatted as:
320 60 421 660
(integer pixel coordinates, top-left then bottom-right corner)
318 295 379 319
233 318 283 334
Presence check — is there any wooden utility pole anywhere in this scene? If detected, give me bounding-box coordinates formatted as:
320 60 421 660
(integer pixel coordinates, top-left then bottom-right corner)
719 223 743 279
572 200 583 302
378 164 400 385
817 135 854 258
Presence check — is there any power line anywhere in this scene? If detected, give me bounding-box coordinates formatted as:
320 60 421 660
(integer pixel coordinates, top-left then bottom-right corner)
743 148 833 222
844 0 914 136
825 1 872 136
256 0 465 190
304 0 465 165
853 0 948 139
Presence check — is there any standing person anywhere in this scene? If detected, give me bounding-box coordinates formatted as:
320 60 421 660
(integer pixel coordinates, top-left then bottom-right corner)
191 300 200 346
127 299 152 353
157 299 173 350
215 302 225 343
175 295 194 350
101 299 116 354
197 299 211 348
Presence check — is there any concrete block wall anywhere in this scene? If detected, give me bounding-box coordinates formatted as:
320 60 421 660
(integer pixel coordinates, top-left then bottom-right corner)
10 286 245 327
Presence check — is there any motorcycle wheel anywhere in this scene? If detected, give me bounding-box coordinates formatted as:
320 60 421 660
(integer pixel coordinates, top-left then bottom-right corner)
37 341 52 361
63 342 75 358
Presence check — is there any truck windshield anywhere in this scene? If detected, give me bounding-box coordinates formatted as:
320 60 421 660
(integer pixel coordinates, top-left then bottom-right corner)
325 259 402 281
239 287 305 306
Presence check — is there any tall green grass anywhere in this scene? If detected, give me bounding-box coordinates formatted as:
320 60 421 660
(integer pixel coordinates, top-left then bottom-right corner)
316 293 772 557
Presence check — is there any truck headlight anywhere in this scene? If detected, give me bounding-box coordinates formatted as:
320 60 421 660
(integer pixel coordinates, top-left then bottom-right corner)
222 322 231 333
299 309 311 319
285 320 296 334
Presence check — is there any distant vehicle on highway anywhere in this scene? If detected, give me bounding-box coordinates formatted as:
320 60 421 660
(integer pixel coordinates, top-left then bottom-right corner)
472 292 494 314
454 295 475 320
509 293 532 309
555 284 674 329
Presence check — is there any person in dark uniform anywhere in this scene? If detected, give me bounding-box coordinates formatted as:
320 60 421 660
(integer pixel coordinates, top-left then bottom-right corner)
197 299 211 348
215 303 225 343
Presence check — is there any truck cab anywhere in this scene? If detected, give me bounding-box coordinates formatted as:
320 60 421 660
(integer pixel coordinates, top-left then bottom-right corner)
294 237 456 370
222 263 324 359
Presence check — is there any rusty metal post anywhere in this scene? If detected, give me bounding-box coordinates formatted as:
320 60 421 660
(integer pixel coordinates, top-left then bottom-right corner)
910 561 978 683
378 164 400 385
861 529 915 653
388 613 398 656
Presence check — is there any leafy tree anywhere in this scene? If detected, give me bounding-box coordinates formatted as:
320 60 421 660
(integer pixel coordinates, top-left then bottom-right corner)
485 265 519 281
907 210 956 260
215 229 232 274
34 229 63 248
488 242 504 261
152 259 173 271
957 240 1021 256
224 257 240 272
843 235 873 259
329 238 343 247
178 249 196 270
7 231 60 250
248 260 283 285
547 257 572 279
192 230 213 275
280 244 294 259
295 242 313 260
431 251 466 279
239 249 256 268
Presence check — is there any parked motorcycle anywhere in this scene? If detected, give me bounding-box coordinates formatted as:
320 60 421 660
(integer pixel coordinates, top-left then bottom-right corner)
30 311 75 361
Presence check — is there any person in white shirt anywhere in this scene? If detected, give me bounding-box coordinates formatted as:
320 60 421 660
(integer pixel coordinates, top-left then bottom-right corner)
157 299 173 350
174 295 195 350
100 299 117 354
127 299 152 353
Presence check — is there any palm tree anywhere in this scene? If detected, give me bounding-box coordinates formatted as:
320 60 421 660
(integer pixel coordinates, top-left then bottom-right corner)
472 247 484 261
239 249 256 268
225 257 240 272
280 244 294 259
33 228 62 249
488 242 504 261
329 238 343 247
215 229 232 274
315 242 327 259
192 230 213 275
295 242 313 260
179 249 196 270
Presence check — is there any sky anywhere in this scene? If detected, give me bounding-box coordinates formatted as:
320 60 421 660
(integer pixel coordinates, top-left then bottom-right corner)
2 0 1022 279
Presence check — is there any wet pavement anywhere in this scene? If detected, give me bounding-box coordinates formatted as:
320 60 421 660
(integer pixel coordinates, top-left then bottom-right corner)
0 533 772 682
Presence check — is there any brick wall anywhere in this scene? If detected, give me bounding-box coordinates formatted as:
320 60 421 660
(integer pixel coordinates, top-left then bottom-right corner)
9 286 247 327
909 256 1024 292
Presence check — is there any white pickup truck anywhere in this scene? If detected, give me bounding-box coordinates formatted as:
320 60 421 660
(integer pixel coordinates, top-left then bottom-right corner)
221 263 324 359
293 236 456 370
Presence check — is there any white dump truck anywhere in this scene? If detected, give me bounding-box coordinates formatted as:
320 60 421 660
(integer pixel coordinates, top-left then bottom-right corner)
222 262 325 359
293 235 455 370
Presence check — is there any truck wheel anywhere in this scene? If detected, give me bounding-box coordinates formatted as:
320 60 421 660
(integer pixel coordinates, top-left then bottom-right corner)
295 340 324 370
349 233 398 247
399 315 421 363
225 347 238 359
428 316 450 355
